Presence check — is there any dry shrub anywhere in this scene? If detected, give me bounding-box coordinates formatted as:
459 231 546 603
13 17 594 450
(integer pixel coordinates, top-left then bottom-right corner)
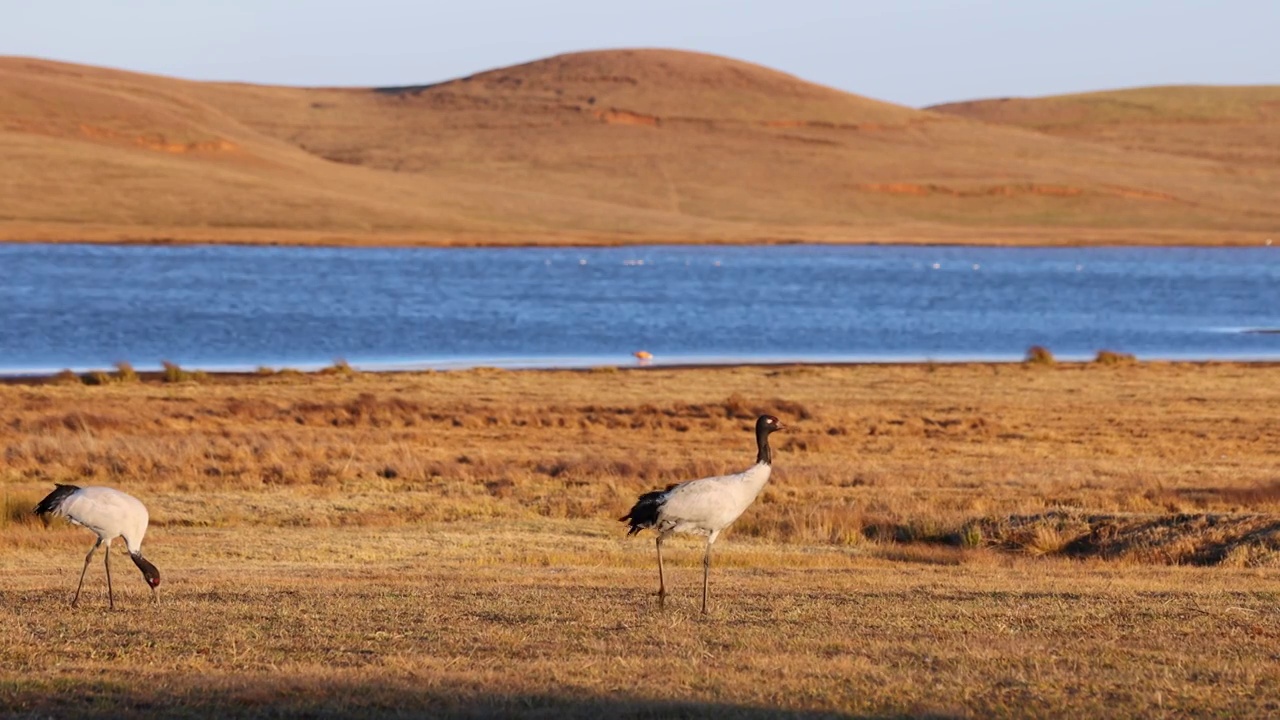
50 369 80 385
977 512 1089 556
958 522 984 548
79 370 113 386
1018 525 1071 556
113 361 139 383
1025 345 1055 365
1095 350 1137 365
1 491 41 528
162 361 205 383
1219 542 1280 568
318 359 357 376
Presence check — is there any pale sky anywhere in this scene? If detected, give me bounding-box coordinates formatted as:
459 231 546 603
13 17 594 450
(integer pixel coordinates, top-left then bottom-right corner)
4 0 1278 107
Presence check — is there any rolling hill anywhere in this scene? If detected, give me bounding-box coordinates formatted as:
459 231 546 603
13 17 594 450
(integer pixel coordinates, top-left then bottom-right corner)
2 50 1278 246
929 85 1280 169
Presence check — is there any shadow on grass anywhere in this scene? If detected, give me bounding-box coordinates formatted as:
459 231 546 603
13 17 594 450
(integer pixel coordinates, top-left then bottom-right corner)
0 678 948 720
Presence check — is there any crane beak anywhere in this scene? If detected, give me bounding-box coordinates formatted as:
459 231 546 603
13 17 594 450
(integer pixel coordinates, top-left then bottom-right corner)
150 586 158 604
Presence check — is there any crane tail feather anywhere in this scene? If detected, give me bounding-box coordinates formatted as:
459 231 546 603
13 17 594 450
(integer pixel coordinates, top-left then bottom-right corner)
34 483 81 517
620 483 679 536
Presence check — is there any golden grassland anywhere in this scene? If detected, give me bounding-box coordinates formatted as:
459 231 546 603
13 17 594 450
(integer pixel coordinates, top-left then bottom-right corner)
930 85 1280 169
2 362 1280 717
3 51 1279 248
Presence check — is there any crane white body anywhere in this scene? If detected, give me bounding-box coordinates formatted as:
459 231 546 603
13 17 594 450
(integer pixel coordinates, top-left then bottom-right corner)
49 486 150 552
621 414 784 613
35 484 160 608
645 463 772 540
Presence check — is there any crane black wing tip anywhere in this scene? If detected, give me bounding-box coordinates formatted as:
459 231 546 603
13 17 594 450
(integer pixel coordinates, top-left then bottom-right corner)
620 487 672 536
34 483 81 516
618 512 644 536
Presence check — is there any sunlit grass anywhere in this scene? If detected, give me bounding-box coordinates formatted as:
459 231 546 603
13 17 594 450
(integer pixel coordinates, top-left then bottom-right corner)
3 362 1280 716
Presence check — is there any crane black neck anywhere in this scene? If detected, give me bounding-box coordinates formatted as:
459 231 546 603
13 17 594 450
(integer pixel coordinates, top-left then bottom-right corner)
131 552 159 580
756 424 773 466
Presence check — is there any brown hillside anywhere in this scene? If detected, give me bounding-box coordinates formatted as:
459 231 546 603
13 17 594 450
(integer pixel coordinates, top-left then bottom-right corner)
3 52 1279 246
930 85 1280 169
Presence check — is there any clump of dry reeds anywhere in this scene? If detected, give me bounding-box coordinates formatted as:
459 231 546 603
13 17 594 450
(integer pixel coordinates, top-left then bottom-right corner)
1094 349 1137 365
50 369 80 385
161 361 206 383
318 359 357 376
1024 345 1055 365
79 370 113 386
1 491 40 529
113 361 139 383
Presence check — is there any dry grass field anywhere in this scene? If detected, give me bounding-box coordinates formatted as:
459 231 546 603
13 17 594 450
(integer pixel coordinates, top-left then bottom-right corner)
2 362 1279 718
931 85 1280 170
2 50 1279 248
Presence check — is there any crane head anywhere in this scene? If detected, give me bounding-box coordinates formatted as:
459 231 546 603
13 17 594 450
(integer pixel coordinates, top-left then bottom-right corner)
757 414 785 433
131 553 161 588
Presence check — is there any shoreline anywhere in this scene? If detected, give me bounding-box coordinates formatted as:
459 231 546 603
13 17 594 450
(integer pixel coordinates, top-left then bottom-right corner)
7 356 1280 385
1 224 1276 249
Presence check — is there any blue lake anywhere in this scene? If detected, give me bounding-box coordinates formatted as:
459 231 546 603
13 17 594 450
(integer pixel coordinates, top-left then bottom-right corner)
0 242 1277 373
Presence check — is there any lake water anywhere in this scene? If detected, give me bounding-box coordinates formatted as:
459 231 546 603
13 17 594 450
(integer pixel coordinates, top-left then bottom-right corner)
0 243 1277 373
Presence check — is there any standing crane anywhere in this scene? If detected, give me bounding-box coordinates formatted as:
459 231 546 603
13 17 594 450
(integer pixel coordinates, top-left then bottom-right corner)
34 484 161 608
620 414 785 614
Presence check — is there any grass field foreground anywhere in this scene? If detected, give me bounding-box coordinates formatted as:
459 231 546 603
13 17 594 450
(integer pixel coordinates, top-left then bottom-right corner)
2 362 1279 717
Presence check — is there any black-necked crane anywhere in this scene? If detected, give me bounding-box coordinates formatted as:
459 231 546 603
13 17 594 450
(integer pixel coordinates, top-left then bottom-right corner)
34 484 161 608
620 414 785 614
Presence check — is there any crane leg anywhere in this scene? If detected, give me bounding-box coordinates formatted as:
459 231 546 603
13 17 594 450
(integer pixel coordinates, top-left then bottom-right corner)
104 538 114 610
655 534 667 609
701 539 713 615
72 537 102 608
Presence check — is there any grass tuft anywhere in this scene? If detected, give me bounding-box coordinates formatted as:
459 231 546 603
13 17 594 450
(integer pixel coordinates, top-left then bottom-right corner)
113 361 139 383
161 361 206 383
1095 349 1137 365
959 522 984 548
50 369 80 385
318 359 357 376
1024 345 1056 365
79 370 113 386
1 492 40 528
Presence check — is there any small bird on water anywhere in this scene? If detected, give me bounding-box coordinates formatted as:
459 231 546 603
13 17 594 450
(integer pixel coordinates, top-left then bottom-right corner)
620 414 785 614
34 484 161 608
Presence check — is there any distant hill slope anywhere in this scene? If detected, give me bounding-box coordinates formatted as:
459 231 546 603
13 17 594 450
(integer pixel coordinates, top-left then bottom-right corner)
930 85 1280 168
2 51 1278 246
